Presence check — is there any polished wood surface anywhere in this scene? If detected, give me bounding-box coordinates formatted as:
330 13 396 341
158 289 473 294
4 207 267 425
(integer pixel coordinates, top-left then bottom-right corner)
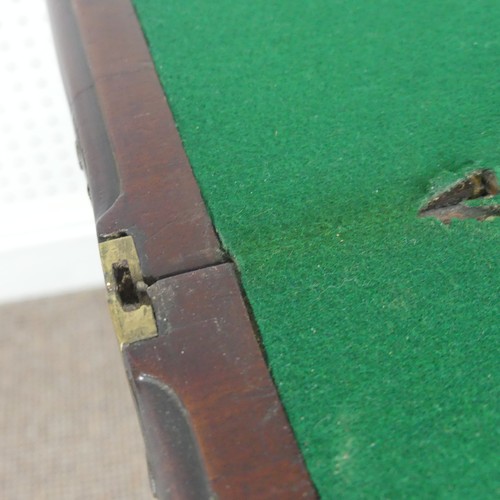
47 0 317 497
47 0 224 280
125 264 315 499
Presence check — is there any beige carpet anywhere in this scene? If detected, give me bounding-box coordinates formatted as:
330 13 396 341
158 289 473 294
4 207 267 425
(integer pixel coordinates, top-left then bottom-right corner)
0 290 152 499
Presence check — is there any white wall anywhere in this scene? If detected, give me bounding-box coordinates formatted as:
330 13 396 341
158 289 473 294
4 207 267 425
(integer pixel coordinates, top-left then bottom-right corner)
0 0 102 303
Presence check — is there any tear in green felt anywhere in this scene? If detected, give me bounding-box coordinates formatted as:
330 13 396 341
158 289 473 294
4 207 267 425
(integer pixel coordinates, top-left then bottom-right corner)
133 1 500 496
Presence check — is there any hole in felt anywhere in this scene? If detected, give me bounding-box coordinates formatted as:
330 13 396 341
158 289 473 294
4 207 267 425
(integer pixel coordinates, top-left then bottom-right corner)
418 168 500 224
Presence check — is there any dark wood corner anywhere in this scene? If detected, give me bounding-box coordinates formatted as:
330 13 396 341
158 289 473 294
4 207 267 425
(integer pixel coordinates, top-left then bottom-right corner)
125 264 315 499
46 0 316 498
46 0 224 280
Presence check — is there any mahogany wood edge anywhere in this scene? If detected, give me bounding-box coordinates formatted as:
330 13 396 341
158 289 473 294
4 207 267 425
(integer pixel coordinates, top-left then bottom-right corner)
47 0 317 497
46 0 225 279
125 372 214 499
124 264 317 499
45 0 120 220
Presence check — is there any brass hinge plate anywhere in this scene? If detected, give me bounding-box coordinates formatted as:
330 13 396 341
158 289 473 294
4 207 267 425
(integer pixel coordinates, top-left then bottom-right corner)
99 235 158 349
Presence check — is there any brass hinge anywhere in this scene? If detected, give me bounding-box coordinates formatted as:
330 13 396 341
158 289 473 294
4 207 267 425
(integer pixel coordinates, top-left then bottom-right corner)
99 235 158 350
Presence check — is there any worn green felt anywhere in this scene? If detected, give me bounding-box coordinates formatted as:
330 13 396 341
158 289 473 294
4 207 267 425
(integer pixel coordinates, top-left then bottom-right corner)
133 1 499 497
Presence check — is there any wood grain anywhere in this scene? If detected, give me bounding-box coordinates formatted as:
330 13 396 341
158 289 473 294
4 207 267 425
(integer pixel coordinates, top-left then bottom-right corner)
125 264 315 499
47 0 317 497
47 0 224 279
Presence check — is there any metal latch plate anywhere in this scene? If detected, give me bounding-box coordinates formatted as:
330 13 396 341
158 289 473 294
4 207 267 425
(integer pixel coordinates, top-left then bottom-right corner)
99 235 158 349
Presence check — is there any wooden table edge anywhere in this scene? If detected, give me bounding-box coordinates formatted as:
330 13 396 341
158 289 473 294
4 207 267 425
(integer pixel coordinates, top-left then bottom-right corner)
46 0 317 498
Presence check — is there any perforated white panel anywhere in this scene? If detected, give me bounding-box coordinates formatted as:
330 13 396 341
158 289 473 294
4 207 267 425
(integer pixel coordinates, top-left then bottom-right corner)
0 0 102 303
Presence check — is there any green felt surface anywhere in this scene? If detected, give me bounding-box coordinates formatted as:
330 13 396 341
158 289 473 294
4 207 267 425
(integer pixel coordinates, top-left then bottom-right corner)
133 1 499 497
